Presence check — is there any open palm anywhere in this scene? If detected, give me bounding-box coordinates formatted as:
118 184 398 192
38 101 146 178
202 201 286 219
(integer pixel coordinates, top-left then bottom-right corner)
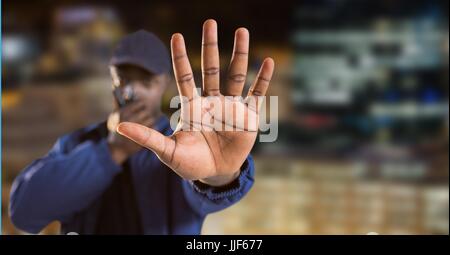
118 19 274 186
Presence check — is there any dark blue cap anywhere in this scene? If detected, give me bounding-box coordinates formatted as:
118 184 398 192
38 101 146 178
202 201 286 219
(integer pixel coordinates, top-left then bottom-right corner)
110 30 171 74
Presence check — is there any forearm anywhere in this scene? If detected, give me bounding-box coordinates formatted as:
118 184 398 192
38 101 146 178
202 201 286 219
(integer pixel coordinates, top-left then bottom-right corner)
9 139 122 233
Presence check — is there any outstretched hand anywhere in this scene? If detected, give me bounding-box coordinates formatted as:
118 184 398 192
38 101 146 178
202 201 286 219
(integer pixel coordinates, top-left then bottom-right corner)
117 19 274 186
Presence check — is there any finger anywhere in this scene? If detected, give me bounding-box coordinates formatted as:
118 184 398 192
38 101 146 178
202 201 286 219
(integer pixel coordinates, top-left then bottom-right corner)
247 58 274 97
120 103 146 120
117 122 175 159
131 110 151 123
122 101 146 114
225 27 249 96
171 33 198 101
201 19 220 96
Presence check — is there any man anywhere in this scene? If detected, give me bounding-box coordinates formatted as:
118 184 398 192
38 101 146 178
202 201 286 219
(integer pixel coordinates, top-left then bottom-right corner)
9 19 275 234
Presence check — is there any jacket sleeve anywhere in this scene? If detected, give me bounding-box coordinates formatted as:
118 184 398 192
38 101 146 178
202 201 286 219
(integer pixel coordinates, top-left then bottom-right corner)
181 155 255 217
9 134 122 234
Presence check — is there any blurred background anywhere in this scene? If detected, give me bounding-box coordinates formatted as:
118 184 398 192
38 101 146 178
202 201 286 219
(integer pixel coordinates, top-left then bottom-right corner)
2 0 448 234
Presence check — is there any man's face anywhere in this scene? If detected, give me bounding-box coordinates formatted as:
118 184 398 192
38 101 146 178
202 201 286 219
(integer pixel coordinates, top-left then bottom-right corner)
110 64 168 115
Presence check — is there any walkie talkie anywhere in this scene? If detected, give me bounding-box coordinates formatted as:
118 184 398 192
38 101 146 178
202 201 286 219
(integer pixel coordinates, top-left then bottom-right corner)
113 85 135 108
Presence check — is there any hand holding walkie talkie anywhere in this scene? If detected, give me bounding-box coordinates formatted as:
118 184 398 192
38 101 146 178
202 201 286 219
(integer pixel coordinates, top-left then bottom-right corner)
113 85 135 108
108 85 159 164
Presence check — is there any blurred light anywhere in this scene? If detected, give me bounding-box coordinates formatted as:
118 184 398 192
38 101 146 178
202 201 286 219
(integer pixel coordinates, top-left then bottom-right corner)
57 7 97 25
2 36 31 62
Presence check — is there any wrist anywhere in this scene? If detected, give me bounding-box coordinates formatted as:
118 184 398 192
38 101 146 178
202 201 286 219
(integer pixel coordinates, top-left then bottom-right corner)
198 170 240 187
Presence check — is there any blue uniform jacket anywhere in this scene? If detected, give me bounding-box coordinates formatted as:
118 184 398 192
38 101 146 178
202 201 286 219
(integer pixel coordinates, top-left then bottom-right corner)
9 116 255 234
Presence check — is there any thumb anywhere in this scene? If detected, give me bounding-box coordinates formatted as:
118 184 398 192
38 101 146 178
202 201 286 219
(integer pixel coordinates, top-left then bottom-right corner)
117 122 173 157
